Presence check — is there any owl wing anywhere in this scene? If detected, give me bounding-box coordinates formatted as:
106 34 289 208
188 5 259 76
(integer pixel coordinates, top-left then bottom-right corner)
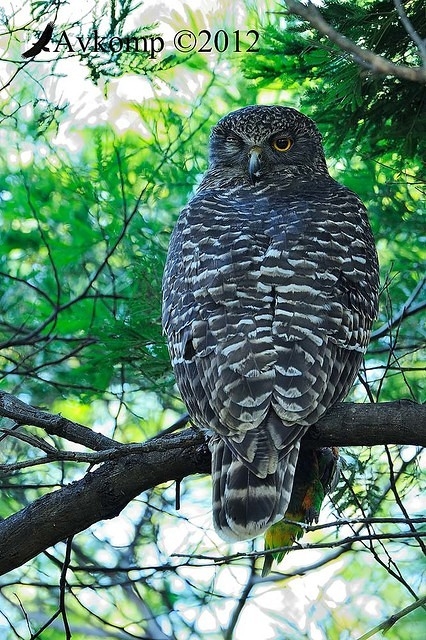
163 183 378 480
163 192 291 473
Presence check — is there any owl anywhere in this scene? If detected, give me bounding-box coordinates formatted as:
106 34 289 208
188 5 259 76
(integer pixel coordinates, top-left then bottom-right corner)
162 105 379 542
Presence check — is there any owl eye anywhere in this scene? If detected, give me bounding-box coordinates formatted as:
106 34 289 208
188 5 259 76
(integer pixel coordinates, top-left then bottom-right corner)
225 133 241 144
272 137 293 152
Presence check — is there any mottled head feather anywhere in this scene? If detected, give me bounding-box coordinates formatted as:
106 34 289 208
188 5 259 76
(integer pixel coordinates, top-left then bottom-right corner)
212 105 322 144
207 104 328 179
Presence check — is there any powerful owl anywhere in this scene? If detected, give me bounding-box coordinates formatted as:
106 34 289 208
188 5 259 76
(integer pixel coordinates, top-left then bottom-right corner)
162 105 379 542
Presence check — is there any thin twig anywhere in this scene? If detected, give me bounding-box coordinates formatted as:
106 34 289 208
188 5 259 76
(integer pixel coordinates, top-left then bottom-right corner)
59 537 73 640
357 594 426 640
224 557 257 640
172 531 426 567
392 0 426 65
384 445 426 556
371 277 426 340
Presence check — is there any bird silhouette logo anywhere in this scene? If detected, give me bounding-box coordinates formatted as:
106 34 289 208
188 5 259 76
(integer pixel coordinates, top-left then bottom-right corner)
22 22 54 58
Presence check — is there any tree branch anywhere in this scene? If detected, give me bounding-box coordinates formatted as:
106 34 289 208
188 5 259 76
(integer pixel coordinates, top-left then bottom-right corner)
0 396 424 576
0 429 210 576
0 391 119 451
284 0 426 83
392 0 426 65
371 277 426 340
303 399 426 447
357 594 426 640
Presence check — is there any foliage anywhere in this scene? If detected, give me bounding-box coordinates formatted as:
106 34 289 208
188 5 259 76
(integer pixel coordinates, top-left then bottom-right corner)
244 0 426 156
0 1 425 639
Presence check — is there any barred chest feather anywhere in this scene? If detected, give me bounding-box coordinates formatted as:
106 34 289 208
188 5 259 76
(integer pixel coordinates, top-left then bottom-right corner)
161 105 379 542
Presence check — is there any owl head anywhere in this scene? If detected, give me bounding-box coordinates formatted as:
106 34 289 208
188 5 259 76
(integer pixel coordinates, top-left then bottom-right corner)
208 105 328 184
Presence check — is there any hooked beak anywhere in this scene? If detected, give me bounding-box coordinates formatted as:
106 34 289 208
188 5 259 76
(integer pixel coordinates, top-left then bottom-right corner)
248 145 262 185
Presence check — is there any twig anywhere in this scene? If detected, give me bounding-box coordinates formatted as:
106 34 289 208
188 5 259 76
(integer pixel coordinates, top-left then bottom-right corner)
59 537 73 640
277 515 426 534
0 427 58 454
384 445 426 555
172 531 426 567
371 277 426 340
357 594 426 640
392 0 426 65
284 0 426 83
224 557 257 640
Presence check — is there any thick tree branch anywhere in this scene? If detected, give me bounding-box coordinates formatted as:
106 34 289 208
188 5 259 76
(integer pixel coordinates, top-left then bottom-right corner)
0 429 210 576
0 396 424 576
284 0 426 83
0 391 119 451
303 399 426 447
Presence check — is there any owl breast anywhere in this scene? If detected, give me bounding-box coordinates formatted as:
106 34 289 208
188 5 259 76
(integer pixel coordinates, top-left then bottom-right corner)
162 104 379 542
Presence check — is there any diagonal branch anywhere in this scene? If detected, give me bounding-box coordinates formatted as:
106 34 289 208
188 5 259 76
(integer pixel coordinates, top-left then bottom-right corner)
371 277 426 340
393 0 426 64
357 594 426 640
0 391 118 451
284 0 426 83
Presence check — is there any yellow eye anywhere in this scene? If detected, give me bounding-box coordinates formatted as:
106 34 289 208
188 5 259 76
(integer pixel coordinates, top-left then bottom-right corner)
272 137 293 152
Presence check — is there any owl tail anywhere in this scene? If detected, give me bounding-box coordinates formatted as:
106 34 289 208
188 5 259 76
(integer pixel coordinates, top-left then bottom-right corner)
211 436 300 542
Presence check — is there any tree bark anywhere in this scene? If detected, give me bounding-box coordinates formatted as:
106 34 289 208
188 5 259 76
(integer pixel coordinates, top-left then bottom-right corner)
0 429 210 576
0 395 424 576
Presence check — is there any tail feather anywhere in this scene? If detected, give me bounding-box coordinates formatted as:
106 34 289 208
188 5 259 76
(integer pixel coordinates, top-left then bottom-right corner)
211 435 300 542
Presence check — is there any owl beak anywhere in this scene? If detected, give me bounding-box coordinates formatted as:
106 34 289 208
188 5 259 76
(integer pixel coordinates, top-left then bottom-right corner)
248 146 262 185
